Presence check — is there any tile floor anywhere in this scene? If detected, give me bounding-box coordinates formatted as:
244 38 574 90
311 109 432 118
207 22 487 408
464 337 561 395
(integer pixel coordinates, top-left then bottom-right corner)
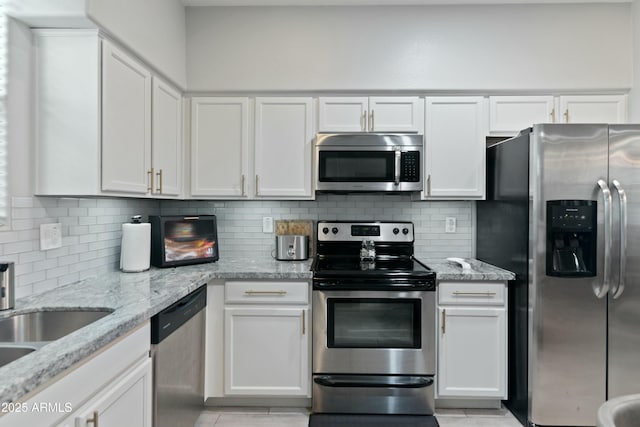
194 406 523 427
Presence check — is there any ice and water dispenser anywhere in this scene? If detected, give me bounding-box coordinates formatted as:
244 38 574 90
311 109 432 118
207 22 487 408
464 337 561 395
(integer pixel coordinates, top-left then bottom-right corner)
546 200 597 277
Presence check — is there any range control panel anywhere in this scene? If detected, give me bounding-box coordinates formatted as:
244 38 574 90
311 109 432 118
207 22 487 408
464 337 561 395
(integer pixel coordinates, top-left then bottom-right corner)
317 221 414 242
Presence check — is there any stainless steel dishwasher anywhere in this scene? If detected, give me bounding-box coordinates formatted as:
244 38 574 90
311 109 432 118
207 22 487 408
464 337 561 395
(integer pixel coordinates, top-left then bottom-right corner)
151 286 206 427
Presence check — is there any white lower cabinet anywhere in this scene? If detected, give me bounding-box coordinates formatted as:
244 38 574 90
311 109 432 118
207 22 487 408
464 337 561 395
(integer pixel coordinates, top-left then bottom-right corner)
211 281 310 398
436 282 507 400
61 358 152 427
0 324 151 427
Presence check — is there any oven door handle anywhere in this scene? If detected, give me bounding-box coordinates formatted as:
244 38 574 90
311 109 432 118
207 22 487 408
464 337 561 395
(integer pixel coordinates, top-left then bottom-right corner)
314 375 433 389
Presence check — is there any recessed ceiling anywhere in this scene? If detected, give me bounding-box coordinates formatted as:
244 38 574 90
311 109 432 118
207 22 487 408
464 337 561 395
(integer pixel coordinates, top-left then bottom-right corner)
182 0 629 6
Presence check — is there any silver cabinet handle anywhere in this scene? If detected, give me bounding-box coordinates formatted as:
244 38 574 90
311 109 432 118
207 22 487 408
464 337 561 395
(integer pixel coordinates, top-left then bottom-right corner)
441 309 446 335
241 174 246 196
427 174 431 196
147 168 154 193
394 148 401 185
452 291 497 296
611 179 627 299
369 110 375 131
596 179 612 298
302 310 306 335
362 110 367 132
244 290 287 295
86 411 99 427
255 175 259 196
564 109 570 123
550 108 556 123
156 169 163 194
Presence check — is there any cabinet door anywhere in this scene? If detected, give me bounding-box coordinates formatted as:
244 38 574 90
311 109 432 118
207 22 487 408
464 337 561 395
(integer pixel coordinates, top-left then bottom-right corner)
72 357 152 427
151 77 182 197
318 97 368 132
369 97 423 132
489 96 556 135
254 97 314 198
101 40 152 194
559 95 627 124
424 97 488 199
191 97 249 197
437 307 506 398
224 306 309 396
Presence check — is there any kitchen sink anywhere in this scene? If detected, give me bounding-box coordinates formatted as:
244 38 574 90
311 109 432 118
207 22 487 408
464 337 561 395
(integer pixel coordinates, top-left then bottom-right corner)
0 346 37 368
0 309 113 343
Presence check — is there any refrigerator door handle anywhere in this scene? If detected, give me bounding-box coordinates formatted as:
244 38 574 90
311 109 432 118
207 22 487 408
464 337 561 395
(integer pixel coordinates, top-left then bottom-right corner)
611 179 627 299
596 179 612 299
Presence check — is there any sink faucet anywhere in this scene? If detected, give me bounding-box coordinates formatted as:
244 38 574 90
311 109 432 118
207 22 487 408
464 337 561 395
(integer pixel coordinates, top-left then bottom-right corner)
0 262 14 311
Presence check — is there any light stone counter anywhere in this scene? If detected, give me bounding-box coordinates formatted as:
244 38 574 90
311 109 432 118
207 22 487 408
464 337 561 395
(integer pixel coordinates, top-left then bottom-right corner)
0 255 512 405
425 258 515 281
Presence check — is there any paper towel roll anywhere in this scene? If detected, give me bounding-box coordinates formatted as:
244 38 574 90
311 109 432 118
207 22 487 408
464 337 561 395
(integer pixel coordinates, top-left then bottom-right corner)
120 222 151 273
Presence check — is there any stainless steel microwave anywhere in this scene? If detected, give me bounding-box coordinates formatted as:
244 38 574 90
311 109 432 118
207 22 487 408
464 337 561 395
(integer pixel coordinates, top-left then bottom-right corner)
315 133 423 192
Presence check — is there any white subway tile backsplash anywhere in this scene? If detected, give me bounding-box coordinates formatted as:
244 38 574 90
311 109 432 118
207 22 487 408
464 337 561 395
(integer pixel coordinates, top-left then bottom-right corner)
0 194 474 299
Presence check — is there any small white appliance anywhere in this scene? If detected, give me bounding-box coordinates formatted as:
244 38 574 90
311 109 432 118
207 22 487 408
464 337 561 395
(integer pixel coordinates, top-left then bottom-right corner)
120 215 151 273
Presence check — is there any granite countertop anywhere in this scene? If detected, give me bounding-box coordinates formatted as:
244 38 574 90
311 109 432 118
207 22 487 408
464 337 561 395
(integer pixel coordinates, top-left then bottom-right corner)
0 256 512 404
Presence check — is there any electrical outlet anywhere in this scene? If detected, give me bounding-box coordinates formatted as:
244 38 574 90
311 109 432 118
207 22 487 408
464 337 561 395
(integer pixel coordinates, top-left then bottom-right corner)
40 223 62 250
445 217 457 233
262 217 274 233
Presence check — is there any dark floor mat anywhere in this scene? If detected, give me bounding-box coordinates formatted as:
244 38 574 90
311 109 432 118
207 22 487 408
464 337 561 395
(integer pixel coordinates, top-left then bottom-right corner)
308 414 439 427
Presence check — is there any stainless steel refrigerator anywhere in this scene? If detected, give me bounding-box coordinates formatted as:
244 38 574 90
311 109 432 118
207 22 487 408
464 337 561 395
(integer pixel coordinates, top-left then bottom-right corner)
477 124 640 426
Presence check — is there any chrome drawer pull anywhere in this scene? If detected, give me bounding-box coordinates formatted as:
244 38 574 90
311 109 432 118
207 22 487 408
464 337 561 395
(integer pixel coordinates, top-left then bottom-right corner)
244 290 287 295
452 291 497 297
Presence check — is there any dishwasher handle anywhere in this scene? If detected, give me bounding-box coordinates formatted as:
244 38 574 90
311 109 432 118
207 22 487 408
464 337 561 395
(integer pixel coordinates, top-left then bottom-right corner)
151 286 207 344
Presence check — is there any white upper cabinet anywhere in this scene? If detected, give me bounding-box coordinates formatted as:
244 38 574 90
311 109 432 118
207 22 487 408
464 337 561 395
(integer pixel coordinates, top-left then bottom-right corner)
190 97 250 198
423 97 488 200
254 97 314 198
489 95 628 136
101 40 152 195
558 95 627 124
318 96 423 133
489 96 556 135
34 30 183 198
151 77 182 197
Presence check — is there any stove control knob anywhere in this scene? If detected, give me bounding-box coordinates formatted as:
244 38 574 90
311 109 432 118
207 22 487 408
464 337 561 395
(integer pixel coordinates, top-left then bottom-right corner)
331 227 339 235
322 227 329 235
402 228 409 235
393 228 400 235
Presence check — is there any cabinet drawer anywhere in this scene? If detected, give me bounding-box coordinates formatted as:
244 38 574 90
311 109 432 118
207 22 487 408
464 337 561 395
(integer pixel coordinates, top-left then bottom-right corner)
225 281 309 304
438 282 506 306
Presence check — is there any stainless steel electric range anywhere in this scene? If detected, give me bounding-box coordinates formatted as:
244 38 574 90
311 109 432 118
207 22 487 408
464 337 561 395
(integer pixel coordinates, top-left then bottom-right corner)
311 221 436 415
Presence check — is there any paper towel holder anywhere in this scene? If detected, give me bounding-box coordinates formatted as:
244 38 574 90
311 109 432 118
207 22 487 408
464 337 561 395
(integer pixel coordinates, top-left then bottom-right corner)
120 215 151 273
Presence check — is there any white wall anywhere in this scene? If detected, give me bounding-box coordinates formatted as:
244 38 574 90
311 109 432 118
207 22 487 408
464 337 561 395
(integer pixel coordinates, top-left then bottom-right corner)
86 0 187 89
186 4 632 92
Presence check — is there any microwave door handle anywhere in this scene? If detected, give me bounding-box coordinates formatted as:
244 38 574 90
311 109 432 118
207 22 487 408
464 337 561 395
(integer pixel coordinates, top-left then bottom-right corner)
394 149 401 185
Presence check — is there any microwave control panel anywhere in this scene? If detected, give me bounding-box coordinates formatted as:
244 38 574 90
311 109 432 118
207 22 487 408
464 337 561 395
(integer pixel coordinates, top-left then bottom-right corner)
400 151 420 182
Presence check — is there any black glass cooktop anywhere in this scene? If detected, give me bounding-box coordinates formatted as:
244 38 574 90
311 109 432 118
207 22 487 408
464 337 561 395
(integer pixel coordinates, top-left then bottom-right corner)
312 256 435 279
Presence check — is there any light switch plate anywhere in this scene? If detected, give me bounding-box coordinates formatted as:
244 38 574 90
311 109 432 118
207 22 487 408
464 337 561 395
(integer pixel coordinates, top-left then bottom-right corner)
445 217 457 233
262 217 274 233
40 223 62 250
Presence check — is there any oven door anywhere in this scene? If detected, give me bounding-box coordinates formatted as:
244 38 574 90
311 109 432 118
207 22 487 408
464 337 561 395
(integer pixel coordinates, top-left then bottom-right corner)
312 290 435 375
